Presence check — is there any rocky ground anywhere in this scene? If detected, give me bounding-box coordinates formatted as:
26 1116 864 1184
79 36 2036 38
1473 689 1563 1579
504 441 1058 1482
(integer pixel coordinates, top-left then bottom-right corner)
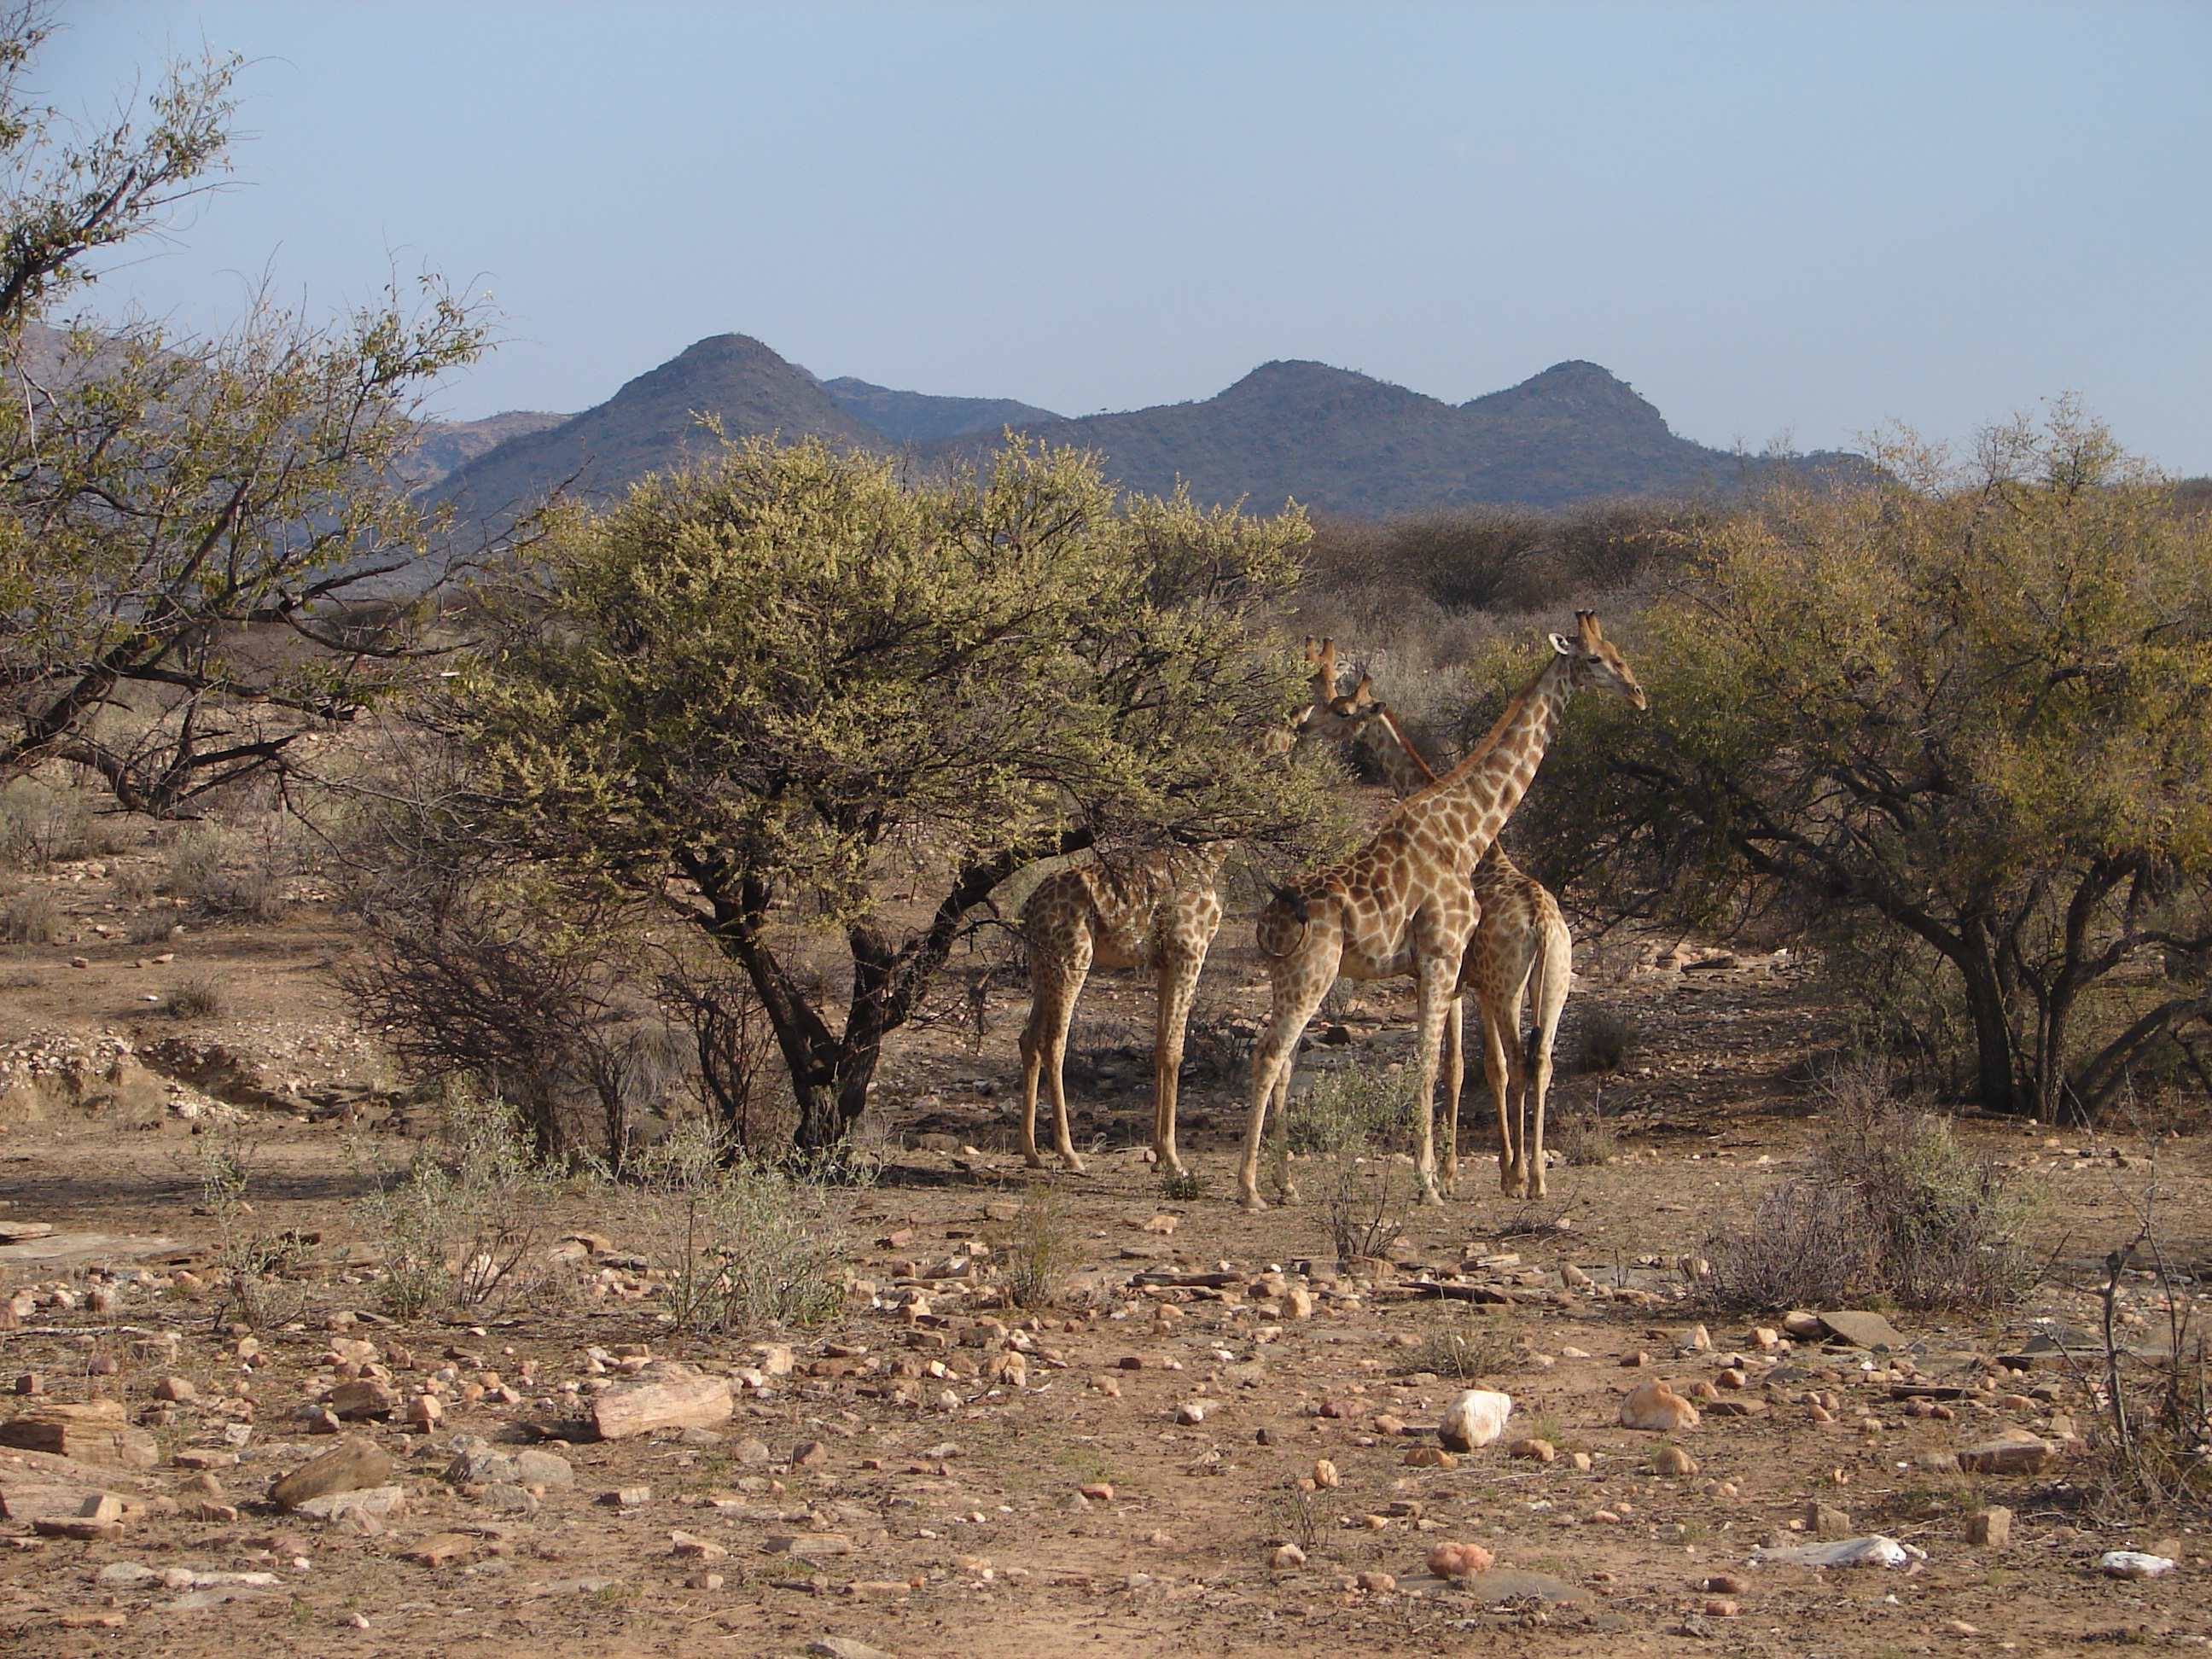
0 851 2208 1659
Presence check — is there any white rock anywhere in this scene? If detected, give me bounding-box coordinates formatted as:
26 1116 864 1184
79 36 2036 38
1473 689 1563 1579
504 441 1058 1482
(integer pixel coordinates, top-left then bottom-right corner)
1438 1388 1512 1452
1754 1534 1925 1569
2099 1551 2177 1580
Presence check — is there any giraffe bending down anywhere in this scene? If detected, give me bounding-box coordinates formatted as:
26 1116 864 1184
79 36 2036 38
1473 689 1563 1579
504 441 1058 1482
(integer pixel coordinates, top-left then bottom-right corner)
1302 663 1576 1200
1238 613 1644 1209
1016 640 1340 1174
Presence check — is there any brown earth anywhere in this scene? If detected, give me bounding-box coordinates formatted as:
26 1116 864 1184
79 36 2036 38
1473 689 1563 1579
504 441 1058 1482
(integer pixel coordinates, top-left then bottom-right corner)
0 847 2207 1659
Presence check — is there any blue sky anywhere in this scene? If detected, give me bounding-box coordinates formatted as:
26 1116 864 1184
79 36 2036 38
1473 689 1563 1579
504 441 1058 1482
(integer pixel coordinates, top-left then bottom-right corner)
34 2 2212 472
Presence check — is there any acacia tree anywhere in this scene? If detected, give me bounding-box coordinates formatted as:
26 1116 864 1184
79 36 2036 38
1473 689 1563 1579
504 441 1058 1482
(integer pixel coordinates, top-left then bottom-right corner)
448 436 1337 1148
0 7 492 815
1512 406 2212 1121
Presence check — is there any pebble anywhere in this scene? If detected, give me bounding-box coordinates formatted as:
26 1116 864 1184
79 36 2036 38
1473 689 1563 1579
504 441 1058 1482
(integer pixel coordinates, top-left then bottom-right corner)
1652 1445 1697 1477
1269 1543 1306 1569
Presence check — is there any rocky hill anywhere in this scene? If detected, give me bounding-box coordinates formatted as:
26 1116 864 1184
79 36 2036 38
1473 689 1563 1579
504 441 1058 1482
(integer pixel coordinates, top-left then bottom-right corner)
424 334 883 527
423 331 1860 536
938 357 1840 515
821 376 1059 445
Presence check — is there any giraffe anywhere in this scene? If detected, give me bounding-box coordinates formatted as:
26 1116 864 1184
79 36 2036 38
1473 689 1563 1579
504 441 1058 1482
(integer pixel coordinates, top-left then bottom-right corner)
1299 660 1575 1200
1015 639 1339 1174
1237 612 1644 1209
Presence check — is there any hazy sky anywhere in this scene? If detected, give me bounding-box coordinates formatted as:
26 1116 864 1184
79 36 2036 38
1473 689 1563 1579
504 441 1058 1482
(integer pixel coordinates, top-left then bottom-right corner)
34 2 2212 471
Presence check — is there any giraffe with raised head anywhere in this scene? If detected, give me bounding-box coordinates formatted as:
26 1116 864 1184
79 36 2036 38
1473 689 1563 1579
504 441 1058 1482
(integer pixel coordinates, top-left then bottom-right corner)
1015 641 1338 1174
1237 612 1644 1209
1300 657 1576 1199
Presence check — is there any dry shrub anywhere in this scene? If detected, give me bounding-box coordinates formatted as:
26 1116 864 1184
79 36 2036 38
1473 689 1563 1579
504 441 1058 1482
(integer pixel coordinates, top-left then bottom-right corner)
995 1182 1077 1309
161 976 227 1021
1394 1321 1516 1382
614 1125 852 1332
352 1090 560 1319
1284 1063 1412 1155
1574 1008 1639 1074
1706 1064 2040 1312
127 908 180 946
1320 1154 1406 1263
0 886 56 944
165 824 287 922
1547 1097 1618 1166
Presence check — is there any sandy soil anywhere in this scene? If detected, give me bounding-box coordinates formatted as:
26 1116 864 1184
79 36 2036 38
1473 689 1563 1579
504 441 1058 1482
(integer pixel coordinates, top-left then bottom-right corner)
0 851 2208 1659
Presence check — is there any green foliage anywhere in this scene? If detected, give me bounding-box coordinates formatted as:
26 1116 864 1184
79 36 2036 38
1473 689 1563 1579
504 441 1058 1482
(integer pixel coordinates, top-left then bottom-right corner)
1284 1062 1414 1154
454 435 1343 1144
0 13 492 816
352 1090 560 1318
615 1123 852 1332
1512 405 2212 1119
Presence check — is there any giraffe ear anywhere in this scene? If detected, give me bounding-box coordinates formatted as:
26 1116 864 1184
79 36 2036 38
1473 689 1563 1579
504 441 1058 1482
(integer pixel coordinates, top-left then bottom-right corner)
1548 632 1574 655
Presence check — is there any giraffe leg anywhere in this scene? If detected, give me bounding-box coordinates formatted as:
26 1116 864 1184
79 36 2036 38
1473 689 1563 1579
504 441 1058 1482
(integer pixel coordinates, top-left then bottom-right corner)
1441 993 1465 1197
1151 939 1208 1177
1481 985 1519 1196
1411 958 1456 1206
1238 954 1336 1211
1524 910 1572 1201
1019 941 1091 1173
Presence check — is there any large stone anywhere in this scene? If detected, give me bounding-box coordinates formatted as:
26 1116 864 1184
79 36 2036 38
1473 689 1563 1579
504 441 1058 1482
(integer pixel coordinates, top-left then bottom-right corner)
1438 1389 1512 1452
1958 1433 2059 1476
0 1400 159 1469
1620 1380 1700 1432
325 1379 396 1421
0 1481 125 1521
1817 1311 1907 1350
1965 1506 2011 1546
592 1375 733 1441
270 1435 393 1510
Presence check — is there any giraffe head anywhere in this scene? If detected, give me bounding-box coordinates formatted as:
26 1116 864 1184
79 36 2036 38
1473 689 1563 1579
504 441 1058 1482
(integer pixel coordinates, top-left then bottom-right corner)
1549 610 1646 710
1293 637 1380 746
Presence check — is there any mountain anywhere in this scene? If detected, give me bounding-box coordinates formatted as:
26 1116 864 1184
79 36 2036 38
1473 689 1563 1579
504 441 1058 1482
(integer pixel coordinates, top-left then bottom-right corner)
425 332 1860 538
425 334 882 527
820 376 1058 445
934 357 1842 515
399 410 568 487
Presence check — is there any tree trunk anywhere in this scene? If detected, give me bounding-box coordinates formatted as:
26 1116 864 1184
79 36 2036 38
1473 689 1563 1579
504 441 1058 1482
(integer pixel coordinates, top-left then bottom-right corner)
1955 940 2026 1115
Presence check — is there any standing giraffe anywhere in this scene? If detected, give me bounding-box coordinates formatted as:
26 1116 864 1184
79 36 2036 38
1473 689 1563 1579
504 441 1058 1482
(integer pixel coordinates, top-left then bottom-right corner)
1297 659 1575 1199
1016 640 1339 1174
1237 613 1644 1208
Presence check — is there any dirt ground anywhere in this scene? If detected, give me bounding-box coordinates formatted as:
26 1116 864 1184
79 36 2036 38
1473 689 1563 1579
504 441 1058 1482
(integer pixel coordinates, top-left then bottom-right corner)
1 848 2208 1659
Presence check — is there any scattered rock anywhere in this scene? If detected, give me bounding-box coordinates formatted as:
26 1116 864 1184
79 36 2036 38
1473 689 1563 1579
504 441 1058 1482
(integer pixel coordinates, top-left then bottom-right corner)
294 1484 409 1522
1426 1540 1495 1579
1506 1437 1556 1463
1964 1507 2011 1545
403 1532 476 1567
1313 1458 1341 1489
2099 1551 2176 1580
806 1639 896 1659
1807 1501 1853 1539
1754 1534 1925 1569
1816 1310 1906 1349
1448 1569 1593 1605
1401 1447 1456 1468
1268 1543 1306 1569
0 1400 159 1469
270 1435 393 1510
592 1375 734 1441
1438 1388 1512 1452
1353 1570 1396 1593
1620 1379 1700 1432
1652 1445 1698 1478
1958 1433 2059 1476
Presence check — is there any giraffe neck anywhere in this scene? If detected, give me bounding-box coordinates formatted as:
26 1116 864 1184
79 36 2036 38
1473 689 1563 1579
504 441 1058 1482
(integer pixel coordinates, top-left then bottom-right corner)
1391 653 1573 865
1361 705 1439 796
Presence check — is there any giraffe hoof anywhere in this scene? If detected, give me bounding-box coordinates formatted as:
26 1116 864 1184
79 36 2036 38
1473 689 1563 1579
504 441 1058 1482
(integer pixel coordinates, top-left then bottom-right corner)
1238 1193 1267 1213
1063 1158 1087 1175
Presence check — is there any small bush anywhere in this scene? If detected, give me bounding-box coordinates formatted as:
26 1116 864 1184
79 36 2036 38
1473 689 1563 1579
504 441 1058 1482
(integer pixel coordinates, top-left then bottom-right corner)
1319 1154 1406 1264
111 864 161 905
352 1091 559 1319
1575 1009 1639 1074
1158 1166 1207 1202
0 888 57 945
1394 1322 1516 1382
1706 1064 2040 1312
1284 1064 1412 1155
996 1183 1077 1310
0 777 108 868
613 1125 852 1332
1547 1097 1617 1166
127 909 181 946
161 977 227 1021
